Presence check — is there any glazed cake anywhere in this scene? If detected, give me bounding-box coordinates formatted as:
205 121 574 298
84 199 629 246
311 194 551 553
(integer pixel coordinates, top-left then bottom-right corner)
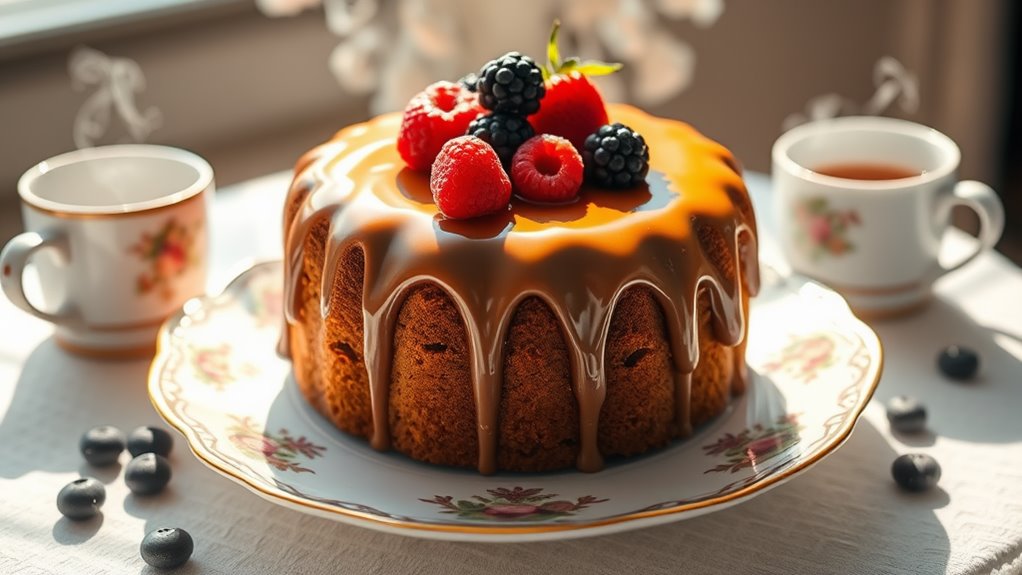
280 104 759 474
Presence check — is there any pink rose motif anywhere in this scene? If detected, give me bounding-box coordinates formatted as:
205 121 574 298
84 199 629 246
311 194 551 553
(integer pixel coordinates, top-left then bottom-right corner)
195 350 230 383
156 243 186 278
745 436 783 459
483 504 539 517
539 501 577 513
231 433 281 457
809 216 831 243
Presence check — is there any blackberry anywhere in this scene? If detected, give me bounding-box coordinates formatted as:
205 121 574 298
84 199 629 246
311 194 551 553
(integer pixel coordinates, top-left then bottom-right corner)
477 52 545 115
466 113 535 167
459 72 478 92
582 123 650 188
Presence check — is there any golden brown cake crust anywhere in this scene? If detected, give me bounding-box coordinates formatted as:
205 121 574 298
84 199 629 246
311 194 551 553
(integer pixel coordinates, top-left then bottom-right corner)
284 104 758 473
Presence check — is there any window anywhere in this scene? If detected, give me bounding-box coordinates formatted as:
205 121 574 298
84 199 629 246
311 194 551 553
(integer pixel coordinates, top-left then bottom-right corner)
0 0 241 49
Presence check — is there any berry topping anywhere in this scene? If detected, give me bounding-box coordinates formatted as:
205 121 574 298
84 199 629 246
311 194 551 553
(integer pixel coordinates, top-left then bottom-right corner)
458 72 478 92
891 453 941 492
125 453 172 495
141 527 194 569
477 52 545 115
398 81 484 172
937 345 979 381
885 395 927 434
511 135 584 203
79 425 126 467
430 135 511 219
127 425 174 458
582 123 650 188
57 477 105 520
529 21 621 151
466 113 535 167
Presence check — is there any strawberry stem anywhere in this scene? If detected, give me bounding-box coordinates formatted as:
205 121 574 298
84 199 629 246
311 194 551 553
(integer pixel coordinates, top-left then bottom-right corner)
543 20 623 81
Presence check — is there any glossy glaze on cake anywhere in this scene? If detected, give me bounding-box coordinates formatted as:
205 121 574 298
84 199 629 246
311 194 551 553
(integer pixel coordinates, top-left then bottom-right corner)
282 104 759 474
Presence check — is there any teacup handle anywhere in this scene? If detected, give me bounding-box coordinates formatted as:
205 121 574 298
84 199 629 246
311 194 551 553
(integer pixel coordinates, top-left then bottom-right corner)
0 229 80 325
934 180 1005 279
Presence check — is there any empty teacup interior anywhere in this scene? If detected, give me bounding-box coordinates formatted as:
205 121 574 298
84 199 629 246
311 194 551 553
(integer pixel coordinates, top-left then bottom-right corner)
19 145 211 214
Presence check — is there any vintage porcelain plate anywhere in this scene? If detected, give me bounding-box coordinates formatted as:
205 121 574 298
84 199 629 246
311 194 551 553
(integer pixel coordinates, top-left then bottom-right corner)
149 261 881 542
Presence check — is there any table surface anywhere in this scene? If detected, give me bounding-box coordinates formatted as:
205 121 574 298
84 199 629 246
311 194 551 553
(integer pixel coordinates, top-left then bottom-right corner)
2 171 1021 575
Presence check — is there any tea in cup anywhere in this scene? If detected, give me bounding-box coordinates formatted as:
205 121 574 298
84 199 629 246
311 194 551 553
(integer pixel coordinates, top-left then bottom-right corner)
772 116 1004 317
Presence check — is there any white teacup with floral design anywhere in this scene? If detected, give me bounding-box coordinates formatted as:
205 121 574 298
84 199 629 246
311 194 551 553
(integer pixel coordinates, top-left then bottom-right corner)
0 145 211 358
772 117 1004 317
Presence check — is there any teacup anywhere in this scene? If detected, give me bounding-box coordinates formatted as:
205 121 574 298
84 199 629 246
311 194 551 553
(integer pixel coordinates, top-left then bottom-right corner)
772 116 1004 317
0 145 212 358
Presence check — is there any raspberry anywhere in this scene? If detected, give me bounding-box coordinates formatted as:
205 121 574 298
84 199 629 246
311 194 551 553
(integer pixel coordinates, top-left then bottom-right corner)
582 123 650 189
430 136 511 219
477 52 545 115
510 135 584 203
398 81 484 172
466 113 535 167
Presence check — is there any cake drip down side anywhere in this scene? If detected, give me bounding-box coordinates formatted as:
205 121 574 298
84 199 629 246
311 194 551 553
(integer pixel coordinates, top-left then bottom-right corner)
281 104 759 474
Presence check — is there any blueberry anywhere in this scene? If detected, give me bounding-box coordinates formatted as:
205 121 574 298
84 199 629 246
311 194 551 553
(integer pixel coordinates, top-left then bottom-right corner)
79 425 125 466
891 453 941 492
56 477 105 520
937 345 979 380
885 395 927 433
127 426 174 457
125 453 172 495
141 527 193 569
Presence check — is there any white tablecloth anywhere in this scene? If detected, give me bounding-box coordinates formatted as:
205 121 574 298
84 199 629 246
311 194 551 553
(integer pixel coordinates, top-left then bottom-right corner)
2 171 1021 575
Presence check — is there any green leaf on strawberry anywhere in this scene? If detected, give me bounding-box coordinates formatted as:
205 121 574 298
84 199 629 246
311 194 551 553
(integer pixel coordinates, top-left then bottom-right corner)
542 20 622 81
530 20 620 152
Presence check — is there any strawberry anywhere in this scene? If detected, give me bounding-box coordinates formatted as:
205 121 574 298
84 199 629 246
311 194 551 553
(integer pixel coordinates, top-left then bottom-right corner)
528 21 621 152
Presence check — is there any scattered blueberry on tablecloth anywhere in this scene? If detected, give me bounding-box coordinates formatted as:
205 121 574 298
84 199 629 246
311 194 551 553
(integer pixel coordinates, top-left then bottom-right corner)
885 395 927 434
56 477 105 520
125 453 172 495
892 453 942 492
127 425 174 457
937 345 979 381
79 425 125 466
141 527 194 569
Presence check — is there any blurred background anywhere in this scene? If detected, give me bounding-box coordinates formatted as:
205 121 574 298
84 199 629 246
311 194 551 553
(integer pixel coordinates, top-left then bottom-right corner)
0 0 1018 261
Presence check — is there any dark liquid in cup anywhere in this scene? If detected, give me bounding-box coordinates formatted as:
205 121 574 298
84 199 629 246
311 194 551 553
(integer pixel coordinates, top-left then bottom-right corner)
813 162 920 181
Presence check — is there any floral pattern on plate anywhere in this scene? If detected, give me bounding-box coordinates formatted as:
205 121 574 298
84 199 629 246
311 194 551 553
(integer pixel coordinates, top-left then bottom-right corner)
228 416 326 474
149 262 881 542
702 414 804 474
760 334 837 384
190 344 258 390
420 487 608 521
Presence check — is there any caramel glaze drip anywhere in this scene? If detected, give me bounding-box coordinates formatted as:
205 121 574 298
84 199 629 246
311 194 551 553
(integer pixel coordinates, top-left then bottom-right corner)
281 105 759 474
